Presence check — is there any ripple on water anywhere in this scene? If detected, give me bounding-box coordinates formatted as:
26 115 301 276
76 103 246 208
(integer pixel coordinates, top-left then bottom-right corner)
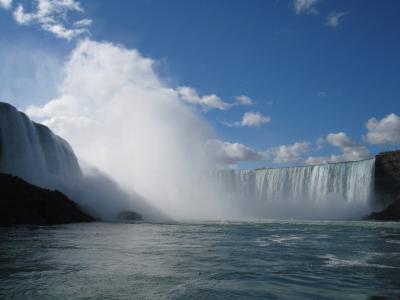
1 221 400 299
320 254 398 269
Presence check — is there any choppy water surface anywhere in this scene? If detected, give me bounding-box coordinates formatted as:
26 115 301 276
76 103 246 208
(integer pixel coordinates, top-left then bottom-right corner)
1 220 399 299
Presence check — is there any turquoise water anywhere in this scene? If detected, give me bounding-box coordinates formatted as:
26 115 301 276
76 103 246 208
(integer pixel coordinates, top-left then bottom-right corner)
1 221 400 299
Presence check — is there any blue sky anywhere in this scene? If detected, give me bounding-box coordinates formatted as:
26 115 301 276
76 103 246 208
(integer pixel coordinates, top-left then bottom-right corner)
1 0 399 168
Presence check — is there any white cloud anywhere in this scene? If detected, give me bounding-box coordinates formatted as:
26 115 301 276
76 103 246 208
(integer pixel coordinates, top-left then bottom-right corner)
326 132 371 162
326 11 348 28
234 95 254 105
177 89 255 111
206 139 266 165
221 111 271 128
366 113 400 145
293 0 319 14
12 0 91 40
74 18 92 27
177 86 230 111
273 142 310 164
241 111 271 127
315 137 325 150
305 156 327 165
306 132 371 164
305 132 371 165
0 0 12 9
326 132 353 148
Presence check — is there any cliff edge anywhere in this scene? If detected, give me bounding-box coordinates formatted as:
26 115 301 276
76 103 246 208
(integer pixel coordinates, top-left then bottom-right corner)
368 151 400 220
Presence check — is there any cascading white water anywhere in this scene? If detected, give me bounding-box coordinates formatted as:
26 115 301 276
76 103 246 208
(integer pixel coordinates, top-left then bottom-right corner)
0 100 377 220
0 102 82 190
212 159 375 219
0 102 167 221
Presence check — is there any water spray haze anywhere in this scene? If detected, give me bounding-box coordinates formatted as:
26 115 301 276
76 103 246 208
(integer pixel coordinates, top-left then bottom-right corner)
27 40 226 220
25 40 377 221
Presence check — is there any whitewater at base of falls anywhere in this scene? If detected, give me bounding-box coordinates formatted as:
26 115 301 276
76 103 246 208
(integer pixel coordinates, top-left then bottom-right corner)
211 159 376 220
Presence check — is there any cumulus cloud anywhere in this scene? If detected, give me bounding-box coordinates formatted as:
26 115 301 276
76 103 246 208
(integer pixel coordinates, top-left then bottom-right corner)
234 95 254 105
326 132 371 162
305 156 327 165
306 132 371 165
177 86 230 111
206 139 266 165
176 88 255 111
12 0 92 40
366 113 400 145
74 18 92 27
326 132 353 148
326 11 348 28
293 0 319 14
315 137 325 150
0 0 12 9
273 142 310 164
222 111 271 128
241 111 271 127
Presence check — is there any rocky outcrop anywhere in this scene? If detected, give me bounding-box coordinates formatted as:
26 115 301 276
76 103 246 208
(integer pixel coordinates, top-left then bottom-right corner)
367 196 400 221
368 151 400 220
116 210 143 221
0 173 94 226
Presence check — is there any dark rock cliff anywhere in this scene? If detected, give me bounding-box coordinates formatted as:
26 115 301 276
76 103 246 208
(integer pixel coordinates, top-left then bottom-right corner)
0 173 94 226
368 151 400 220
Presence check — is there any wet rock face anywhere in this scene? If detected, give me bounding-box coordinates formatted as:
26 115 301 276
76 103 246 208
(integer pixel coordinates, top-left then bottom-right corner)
367 196 400 221
116 211 143 222
0 173 94 227
374 151 400 207
369 151 400 220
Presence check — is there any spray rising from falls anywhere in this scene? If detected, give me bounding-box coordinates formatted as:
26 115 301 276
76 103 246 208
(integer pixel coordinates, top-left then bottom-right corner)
23 39 377 220
212 159 375 219
26 40 222 220
0 101 166 221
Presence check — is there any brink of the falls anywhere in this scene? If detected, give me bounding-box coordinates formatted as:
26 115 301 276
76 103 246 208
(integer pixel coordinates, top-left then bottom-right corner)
211 159 376 220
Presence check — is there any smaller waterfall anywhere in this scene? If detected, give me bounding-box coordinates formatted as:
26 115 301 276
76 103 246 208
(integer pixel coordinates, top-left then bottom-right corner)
212 159 375 219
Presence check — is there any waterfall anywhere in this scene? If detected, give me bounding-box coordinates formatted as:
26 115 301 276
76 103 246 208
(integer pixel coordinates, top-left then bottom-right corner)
212 159 375 219
0 102 166 221
0 102 82 190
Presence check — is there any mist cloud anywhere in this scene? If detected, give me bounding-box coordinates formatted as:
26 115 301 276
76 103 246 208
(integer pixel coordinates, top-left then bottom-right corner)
0 0 12 9
26 39 245 219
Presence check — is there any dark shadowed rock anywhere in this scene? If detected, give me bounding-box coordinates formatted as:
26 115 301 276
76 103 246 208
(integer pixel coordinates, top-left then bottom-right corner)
116 211 143 221
0 173 94 226
374 151 400 206
366 196 400 221
368 151 400 220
